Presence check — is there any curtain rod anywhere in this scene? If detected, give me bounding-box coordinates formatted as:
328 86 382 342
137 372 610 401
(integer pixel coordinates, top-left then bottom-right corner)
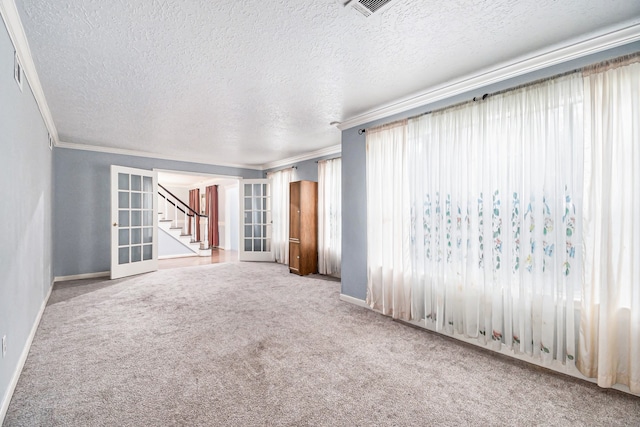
363 51 640 134
365 68 582 133
358 47 640 135
316 157 341 163
266 166 296 176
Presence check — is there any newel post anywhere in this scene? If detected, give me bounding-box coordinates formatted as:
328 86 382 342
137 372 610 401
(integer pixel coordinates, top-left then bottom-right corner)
202 216 209 249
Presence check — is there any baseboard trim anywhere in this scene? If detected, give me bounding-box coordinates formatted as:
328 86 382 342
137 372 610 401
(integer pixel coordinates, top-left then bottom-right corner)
339 294 369 309
54 271 109 282
398 318 640 398
0 279 54 424
158 254 198 260
340 294 638 396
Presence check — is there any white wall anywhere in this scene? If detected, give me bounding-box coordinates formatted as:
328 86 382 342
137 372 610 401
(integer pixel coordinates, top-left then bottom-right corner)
219 183 239 251
160 185 190 208
218 185 227 249
228 185 239 251
157 178 241 250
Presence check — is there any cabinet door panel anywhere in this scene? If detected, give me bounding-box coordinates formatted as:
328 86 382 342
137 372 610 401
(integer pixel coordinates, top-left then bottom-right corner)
289 182 301 240
289 242 300 272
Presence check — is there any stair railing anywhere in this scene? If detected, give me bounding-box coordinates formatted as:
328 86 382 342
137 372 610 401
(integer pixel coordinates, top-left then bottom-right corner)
157 184 210 248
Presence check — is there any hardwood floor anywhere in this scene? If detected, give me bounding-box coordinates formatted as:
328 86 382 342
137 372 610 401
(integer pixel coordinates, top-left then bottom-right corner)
158 249 238 270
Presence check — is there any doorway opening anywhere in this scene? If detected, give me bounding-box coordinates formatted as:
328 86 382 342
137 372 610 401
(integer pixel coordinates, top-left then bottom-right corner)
155 169 240 269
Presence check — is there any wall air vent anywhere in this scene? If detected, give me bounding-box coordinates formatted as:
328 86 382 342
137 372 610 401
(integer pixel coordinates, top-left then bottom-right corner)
14 51 23 92
344 0 397 17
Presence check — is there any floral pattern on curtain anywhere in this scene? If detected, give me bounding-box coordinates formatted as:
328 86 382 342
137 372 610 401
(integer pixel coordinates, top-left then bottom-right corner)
367 74 585 367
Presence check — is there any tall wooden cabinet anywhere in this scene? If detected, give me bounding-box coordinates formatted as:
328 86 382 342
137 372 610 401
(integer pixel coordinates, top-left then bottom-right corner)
289 180 318 275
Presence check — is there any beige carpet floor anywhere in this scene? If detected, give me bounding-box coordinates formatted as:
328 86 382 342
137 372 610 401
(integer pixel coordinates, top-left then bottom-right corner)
4 262 639 426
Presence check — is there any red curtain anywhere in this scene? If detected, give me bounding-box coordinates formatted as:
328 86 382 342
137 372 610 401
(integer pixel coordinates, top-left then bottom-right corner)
206 185 219 247
188 189 200 241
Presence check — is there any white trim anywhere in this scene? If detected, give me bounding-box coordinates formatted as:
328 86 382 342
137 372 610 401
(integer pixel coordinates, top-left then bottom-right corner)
0 280 53 425
1 0 340 174
161 181 231 190
337 21 640 130
399 318 639 398
339 294 369 308
339 294 638 396
1 0 340 173
57 140 263 171
155 168 242 183
0 0 59 144
54 271 109 282
158 254 198 260
58 140 343 172
261 144 342 171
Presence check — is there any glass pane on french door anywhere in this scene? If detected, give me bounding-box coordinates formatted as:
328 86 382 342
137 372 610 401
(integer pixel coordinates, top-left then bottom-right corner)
111 165 158 279
239 179 273 261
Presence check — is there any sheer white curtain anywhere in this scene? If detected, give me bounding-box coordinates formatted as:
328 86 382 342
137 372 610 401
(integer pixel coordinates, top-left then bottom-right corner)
318 158 342 277
408 74 584 363
368 74 585 366
267 167 296 264
366 120 412 319
579 58 640 393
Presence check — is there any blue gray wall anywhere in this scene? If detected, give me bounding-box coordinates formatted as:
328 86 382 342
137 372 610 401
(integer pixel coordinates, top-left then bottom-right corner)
0 24 53 417
340 41 640 301
264 153 340 182
53 148 262 277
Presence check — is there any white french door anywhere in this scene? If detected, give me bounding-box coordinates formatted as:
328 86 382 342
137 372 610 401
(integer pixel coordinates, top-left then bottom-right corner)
239 179 274 261
111 165 158 279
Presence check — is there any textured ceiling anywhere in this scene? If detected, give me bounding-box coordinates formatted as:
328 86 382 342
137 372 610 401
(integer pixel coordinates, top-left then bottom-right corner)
16 0 640 167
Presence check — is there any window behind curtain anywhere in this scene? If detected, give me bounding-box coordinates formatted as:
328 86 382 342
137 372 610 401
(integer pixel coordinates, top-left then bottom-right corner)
367 73 584 366
266 167 296 264
318 158 342 277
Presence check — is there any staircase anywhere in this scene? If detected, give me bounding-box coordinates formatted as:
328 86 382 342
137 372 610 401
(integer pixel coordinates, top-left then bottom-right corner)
158 184 211 257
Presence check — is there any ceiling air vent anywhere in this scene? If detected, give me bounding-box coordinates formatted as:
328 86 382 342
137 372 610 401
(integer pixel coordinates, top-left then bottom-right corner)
344 0 397 17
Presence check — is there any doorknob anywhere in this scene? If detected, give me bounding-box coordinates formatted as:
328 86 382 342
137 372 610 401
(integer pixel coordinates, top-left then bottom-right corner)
113 223 118 227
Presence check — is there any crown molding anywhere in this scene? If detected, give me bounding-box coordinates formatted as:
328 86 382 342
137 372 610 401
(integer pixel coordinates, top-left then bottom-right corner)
56 140 264 171
58 140 342 171
337 21 640 131
260 144 342 171
1 0 341 173
154 169 240 188
154 168 242 180
156 180 227 189
0 0 59 144
1 0 335 172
